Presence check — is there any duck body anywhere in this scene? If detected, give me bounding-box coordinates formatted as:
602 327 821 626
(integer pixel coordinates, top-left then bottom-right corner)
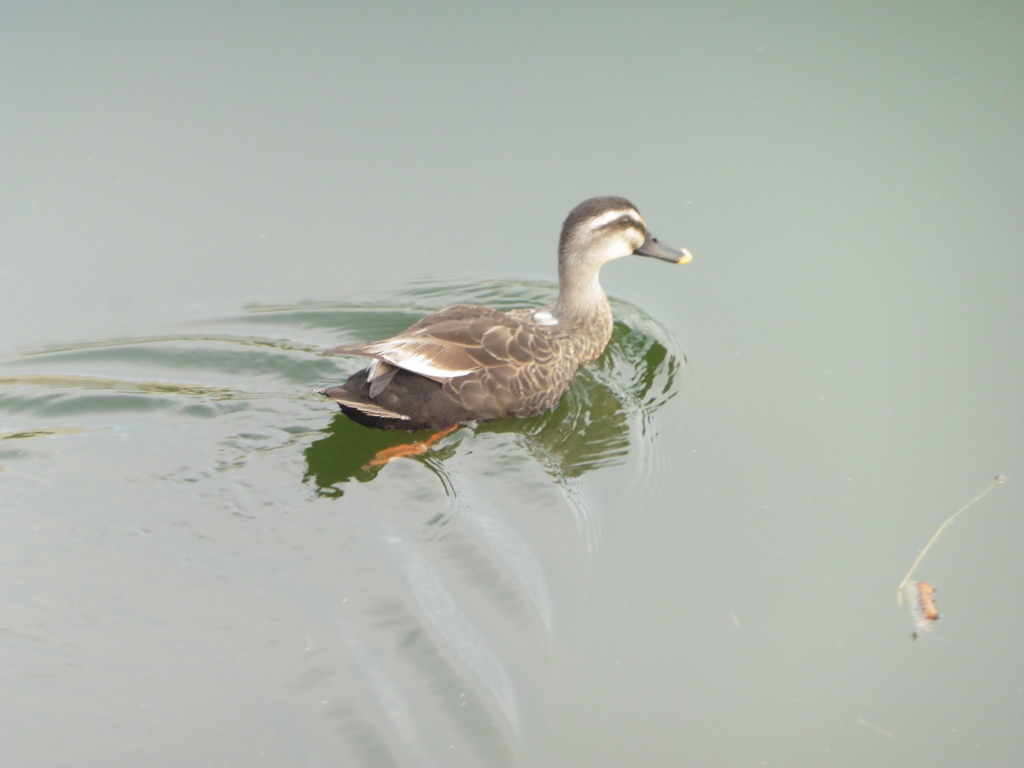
321 302 611 430
318 196 691 431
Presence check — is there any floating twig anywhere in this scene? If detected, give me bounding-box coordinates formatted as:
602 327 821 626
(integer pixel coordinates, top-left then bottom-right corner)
896 475 1006 607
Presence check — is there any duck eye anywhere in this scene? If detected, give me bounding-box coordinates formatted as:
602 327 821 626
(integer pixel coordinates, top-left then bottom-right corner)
619 216 632 227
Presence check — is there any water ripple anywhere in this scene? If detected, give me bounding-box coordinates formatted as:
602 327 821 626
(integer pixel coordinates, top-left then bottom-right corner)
0 278 691 766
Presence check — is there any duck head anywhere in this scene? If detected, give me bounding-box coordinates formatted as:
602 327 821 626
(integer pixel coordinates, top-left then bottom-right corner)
558 196 693 269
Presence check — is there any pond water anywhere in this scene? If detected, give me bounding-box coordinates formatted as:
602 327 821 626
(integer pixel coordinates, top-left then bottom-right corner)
3 3 1023 767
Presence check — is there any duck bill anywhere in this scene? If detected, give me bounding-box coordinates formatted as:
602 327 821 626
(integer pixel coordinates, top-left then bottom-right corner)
634 233 693 264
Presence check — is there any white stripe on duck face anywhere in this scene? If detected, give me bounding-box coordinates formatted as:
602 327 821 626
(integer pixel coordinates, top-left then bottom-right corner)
586 208 644 231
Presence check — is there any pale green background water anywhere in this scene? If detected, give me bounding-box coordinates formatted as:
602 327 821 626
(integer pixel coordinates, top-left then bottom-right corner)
2 3 1023 766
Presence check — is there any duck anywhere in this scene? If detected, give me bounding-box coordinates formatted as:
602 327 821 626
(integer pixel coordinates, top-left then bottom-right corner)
317 196 692 432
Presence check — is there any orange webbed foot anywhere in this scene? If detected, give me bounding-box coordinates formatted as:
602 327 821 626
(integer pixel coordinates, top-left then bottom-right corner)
363 424 459 468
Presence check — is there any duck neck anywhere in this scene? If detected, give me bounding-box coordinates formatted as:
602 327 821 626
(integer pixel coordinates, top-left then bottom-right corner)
552 258 612 327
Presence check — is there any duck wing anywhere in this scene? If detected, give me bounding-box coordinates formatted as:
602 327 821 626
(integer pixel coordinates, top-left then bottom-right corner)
323 304 546 383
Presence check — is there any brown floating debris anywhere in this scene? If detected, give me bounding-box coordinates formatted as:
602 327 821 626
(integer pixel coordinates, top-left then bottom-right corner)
904 580 939 639
916 581 939 621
